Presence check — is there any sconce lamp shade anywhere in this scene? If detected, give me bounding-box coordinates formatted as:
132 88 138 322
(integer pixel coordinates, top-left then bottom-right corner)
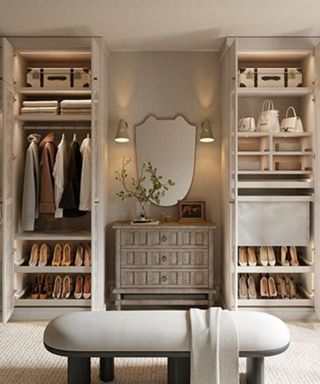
115 119 130 143
200 119 215 143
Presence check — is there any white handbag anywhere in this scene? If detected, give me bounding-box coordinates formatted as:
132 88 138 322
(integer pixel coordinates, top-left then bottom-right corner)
238 117 256 132
280 106 304 133
257 99 280 132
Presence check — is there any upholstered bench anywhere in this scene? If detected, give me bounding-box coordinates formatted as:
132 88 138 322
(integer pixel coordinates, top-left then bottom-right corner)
44 310 290 384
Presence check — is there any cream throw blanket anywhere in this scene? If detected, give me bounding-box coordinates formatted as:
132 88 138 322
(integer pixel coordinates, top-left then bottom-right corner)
190 308 239 384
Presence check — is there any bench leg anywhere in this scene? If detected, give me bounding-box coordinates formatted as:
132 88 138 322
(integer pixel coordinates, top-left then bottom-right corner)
246 357 264 384
100 357 115 382
68 357 91 384
168 357 190 384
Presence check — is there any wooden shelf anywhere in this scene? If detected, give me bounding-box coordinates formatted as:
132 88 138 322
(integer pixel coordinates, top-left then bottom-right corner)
15 297 91 307
273 151 313 156
237 265 313 273
14 265 91 274
238 151 270 156
237 179 314 189
238 132 313 138
17 87 91 96
237 195 313 202
237 170 312 175
15 230 91 241
17 114 91 122
237 298 313 307
237 87 313 97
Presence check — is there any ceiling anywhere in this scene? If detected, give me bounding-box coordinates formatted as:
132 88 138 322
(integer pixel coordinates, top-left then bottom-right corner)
1 0 320 51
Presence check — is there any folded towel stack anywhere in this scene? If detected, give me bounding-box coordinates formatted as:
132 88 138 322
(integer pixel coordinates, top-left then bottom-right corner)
60 99 91 115
21 100 59 114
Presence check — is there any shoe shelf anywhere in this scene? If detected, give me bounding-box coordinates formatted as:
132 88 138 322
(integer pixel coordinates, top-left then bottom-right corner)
16 87 92 96
237 170 312 175
237 265 313 273
237 179 314 189
237 297 313 307
15 297 91 307
237 87 313 98
15 230 91 241
17 114 92 122
14 265 91 274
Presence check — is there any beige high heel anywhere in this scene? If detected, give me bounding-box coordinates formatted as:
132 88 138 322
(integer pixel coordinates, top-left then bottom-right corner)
74 275 84 299
285 276 297 299
52 243 62 266
52 275 62 299
247 276 257 299
62 275 73 299
38 243 49 267
276 275 287 299
268 276 277 298
28 244 39 267
61 243 73 266
248 247 257 266
267 246 276 266
238 275 248 299
280 246 290 266
260 276 269 298
83 275 91 299
238 247 248 266
289 246 299 266
84 244 91 267
258 247 268 266
75 244 84 267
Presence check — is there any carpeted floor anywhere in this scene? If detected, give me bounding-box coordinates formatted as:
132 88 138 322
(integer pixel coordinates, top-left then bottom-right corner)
0 321 320 383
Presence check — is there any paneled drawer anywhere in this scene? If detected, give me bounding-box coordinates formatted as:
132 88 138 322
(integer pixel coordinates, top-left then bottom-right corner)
120 269 209 288
120 229 208 247
120 250 209 267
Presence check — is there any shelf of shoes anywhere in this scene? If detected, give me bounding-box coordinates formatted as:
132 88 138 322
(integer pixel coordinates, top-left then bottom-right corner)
15 297 91 307
237 297 313 307
14 265 91 274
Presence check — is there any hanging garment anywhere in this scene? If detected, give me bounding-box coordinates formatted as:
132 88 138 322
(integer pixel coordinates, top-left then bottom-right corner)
59 139 86 217
79 137 91 211
39 133 57 214
53 135 69 218
21 134 41 231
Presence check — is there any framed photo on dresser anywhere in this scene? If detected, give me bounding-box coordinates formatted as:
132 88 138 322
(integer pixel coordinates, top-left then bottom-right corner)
178 200 206 222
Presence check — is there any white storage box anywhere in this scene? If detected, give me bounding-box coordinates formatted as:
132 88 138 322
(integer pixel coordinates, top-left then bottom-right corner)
26 67 91 89
238 200 310 245
238 67 303 88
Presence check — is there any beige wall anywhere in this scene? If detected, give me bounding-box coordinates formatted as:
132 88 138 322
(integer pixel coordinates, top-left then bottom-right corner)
107 52 221 297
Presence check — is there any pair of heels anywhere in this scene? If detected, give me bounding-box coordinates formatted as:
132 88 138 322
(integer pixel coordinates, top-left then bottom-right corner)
278 246 299 267
238 247 257 266
257 246 276 267
74 275 91 299
74 244 91 267
52 275 73 299
29 244 50 267
238 275 257 299
275 275 297 299
51 243 91 267
31 274 52 299
260 275 277 298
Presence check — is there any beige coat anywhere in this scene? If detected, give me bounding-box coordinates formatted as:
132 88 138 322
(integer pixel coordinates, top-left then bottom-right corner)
39 133 57 214
79 137 91 211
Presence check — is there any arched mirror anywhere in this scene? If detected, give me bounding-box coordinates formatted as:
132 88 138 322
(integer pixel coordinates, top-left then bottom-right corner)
135 115 196 206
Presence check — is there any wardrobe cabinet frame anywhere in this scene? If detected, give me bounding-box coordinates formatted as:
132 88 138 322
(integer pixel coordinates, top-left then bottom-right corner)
220 37 320 320
1 37 109 322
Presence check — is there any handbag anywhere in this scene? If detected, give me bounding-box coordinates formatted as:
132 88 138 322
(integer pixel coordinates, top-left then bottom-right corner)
238 117 256 132
257 99 280 132
280 106 304 133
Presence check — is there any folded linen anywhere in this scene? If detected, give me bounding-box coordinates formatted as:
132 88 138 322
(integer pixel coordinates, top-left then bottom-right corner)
21 107 58 114
60 108 91 114
23 100 59 108
190 308 238 384
60 99 91 109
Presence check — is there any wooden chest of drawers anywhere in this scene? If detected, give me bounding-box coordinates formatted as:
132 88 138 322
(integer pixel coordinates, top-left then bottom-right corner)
112 221 215 309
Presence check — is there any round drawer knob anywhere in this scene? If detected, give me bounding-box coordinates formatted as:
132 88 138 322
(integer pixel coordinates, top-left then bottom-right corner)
162 255 168 262
161 275 167 282
161 235 167 242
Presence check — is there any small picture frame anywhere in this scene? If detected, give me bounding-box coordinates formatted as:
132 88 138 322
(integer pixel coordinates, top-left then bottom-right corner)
178 200 206 223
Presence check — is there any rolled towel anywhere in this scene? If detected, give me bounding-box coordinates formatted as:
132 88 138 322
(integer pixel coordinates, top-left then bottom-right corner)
60 99 91 109
23 100 59 107
21 107 58 114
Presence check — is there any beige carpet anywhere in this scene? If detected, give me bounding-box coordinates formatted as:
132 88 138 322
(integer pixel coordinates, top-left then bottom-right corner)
0 321 320 383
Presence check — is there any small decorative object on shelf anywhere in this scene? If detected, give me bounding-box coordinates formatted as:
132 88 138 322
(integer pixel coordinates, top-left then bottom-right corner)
177 200 206 223
115 157 175 224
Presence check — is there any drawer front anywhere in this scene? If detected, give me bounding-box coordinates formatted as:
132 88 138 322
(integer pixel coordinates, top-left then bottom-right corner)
121 250 209 267
120 269 208 288
120 229 208 247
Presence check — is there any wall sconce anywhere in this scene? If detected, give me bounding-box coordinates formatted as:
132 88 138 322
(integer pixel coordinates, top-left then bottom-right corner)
114 119 130 143
199 119 215 143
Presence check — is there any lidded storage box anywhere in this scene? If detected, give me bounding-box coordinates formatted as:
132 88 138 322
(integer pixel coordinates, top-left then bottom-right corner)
26 67 91 89
239 67 302 88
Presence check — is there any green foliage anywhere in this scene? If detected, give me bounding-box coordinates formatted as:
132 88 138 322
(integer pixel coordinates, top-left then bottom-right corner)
115 158 175 211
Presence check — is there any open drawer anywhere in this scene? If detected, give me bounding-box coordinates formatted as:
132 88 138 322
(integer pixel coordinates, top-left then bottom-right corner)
238 197 310 246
